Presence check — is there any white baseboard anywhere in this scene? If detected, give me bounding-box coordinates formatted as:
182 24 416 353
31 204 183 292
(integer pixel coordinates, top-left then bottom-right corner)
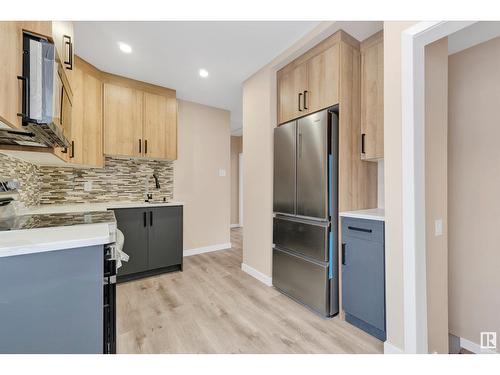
460 337 497 354
241 263 272 286
230 223 242 228
384 341 404 354
183 243 232 257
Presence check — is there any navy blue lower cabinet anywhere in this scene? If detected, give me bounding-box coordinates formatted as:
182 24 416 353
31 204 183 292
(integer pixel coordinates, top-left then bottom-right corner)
341 217 386 341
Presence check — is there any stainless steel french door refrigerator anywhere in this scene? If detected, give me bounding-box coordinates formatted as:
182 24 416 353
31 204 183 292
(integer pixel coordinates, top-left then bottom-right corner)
272 108 338 317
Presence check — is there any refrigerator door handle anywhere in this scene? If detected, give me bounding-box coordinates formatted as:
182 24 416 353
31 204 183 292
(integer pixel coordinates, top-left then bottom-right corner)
298 132 302 159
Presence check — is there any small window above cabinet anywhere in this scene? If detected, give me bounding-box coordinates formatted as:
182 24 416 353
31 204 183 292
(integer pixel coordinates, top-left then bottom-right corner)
360 31 384 161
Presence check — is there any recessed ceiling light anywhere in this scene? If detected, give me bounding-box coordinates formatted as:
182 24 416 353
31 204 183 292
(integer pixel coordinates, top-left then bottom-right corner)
118 42 132 54
199 69 209 78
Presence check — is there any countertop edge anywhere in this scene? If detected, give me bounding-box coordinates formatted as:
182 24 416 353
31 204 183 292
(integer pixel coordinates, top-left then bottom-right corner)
339 209 385 222
0 223 113 258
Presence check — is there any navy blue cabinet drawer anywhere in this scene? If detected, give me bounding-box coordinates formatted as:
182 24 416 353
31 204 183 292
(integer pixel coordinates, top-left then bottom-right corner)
342 217 384 244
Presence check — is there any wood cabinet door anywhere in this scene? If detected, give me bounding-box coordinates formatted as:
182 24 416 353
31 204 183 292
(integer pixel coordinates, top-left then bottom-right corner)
19 21 52 37
0 22 22 129
104 83 143 158
278 64 307 124
361 32 384 160
69 63 84 164
82 71 103 167
70 58 103 167
143 92 168 159
54 85 73 162
51 21 75 92
306 44 340 113
165 94 177 160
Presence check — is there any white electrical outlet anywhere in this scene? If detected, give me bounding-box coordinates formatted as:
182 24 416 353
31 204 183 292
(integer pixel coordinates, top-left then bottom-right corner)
434 219 443 237
218 168 226 177
84 181 93 192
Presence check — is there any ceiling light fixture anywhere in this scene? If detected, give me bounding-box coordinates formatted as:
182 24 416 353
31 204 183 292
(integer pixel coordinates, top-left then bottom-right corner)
118 42 132 54
199 69 209 78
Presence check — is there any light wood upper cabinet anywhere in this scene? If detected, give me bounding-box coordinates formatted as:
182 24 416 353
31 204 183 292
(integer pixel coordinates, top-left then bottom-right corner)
277 43 340 124
0 22 22 129
103 74 177 160
68 57 103 167
104 83 144 158
165 94 177 160
143 92 168 159
278 64 307 124
360 31 384 161
53 85 73 162
306 44 339 114
51 21 75 91
143 92 177 160
81 69 104 167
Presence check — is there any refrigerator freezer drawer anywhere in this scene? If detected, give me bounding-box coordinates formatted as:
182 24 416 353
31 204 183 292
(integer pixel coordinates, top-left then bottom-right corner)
273 216 329 262
272 247 330 316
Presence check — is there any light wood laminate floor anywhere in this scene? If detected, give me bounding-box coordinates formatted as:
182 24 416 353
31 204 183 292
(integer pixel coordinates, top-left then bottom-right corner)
117 228 383 353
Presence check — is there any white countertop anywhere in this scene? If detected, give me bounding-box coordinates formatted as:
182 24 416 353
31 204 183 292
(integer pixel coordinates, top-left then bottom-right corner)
339 208 385 221
0 223 113 258
0 200 183 258
24 201 185 215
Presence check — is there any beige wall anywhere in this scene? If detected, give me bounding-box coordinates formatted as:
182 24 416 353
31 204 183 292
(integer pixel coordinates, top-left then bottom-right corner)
448 36 500 352
383 21 417 352
242 66 276 276
173 99 231 251
230 136 243 225
424 37 449 354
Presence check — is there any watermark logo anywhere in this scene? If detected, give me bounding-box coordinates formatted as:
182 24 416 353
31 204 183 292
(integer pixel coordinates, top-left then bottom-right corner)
481 332 497 350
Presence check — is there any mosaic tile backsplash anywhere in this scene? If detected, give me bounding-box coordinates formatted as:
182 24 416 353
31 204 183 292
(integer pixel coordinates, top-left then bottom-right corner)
0 154 41 207
0 154 174 207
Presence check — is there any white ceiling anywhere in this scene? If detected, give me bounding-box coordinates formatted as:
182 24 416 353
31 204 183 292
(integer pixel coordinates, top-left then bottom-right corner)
74 21 321 134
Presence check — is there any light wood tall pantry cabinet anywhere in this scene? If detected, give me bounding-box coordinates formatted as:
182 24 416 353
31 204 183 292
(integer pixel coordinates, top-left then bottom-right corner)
103 82 177 160
360 31 384 161
277 44 339 124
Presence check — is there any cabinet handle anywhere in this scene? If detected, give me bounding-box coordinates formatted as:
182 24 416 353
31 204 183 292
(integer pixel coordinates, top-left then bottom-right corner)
298 92 303 112
145 139 148 154
70 140 75 158
342 243 346 265
361 133 366 154
16 75 29 119
303 90 308 110
348 225 372 233
60 86 64 126
150 211 153 226
139 139 142 153
63 35 73 70
143 212 147 227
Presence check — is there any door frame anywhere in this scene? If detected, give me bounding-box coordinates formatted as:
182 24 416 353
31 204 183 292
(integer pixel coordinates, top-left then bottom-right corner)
400 21 477 353
239 152 243 227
